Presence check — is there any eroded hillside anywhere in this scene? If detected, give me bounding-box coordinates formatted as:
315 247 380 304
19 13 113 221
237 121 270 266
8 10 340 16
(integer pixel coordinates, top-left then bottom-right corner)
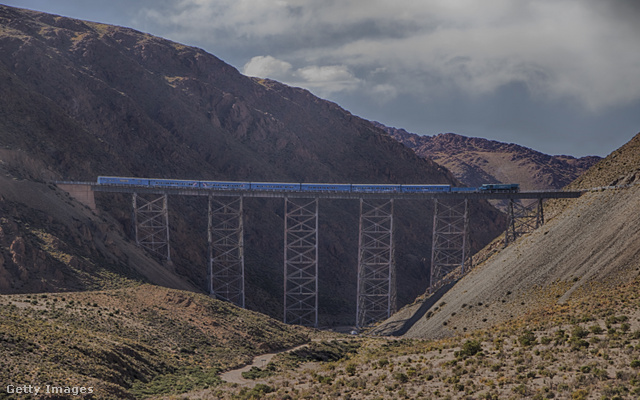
374 132 640 339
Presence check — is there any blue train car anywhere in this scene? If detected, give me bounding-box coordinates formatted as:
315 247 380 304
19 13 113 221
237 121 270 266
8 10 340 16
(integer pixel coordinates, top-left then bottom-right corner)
401 184 451 193
149 179 200 188
451 187 478 193
479 183 520 192
200 181 250 190
97 176 149 186
300 183 351 192
250 182 301 191
351 184 401 193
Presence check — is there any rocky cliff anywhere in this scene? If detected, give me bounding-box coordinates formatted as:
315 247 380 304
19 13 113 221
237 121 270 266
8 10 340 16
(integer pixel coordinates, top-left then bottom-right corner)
0 5 505 324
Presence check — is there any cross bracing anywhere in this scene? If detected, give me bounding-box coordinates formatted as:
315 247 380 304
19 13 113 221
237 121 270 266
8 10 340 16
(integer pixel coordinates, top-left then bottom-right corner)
430 199 470 293
504 198 544 247
208 195 245 308
284 197 319 327
132 193 170 260
356 199 396 329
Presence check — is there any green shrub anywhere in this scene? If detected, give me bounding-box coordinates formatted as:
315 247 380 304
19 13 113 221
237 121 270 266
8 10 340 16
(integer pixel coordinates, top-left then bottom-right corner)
457 340 482 358
519 330 537 347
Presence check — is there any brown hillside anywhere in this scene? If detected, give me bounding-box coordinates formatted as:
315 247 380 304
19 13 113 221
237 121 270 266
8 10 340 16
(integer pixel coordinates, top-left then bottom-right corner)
0 284 311 398
376 124 601 190
0 5 505 324
374 131 640 339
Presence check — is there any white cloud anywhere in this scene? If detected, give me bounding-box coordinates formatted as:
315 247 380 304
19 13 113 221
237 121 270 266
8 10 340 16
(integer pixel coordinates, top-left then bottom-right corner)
143 0 640 111
243 56 361 96
243 56 292 81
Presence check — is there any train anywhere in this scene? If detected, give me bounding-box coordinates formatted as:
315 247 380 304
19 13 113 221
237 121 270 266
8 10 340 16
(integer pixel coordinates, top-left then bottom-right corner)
96 176 519 194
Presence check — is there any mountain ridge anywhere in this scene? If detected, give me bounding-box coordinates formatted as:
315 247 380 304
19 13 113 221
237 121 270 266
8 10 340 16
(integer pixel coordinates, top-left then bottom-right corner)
375 123 601 190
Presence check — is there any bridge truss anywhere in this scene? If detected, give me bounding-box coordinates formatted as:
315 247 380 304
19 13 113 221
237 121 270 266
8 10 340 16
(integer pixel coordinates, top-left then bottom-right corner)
430 199 471 293
284 197 319 327
78 180 583 328
356 199 396 329
132 193 170 261
208 195 245 308
505 199 544 247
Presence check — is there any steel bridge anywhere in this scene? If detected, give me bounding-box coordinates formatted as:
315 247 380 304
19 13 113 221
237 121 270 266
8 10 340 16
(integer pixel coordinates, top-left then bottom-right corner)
57 181 582 329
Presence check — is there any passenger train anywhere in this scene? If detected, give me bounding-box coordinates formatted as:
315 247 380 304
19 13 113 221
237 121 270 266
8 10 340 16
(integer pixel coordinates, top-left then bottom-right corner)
97 176 519 193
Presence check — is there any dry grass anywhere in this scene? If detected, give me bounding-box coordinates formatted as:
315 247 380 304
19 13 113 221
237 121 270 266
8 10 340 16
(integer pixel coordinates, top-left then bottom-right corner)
174 276 640 400
0 285 311 399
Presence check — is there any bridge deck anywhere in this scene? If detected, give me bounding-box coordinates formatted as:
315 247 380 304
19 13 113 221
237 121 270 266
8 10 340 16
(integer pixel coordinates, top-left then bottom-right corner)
78 182 583 200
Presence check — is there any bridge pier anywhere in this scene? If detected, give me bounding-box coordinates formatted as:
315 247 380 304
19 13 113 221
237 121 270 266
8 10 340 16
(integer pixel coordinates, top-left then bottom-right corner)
208 195 245 308
429 199 470 293
283 197 319 327
132 193 170 260
356 199 396 329
504 198 544 247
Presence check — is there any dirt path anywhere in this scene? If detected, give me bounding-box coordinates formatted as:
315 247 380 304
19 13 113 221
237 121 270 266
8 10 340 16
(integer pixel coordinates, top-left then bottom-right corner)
220 343 310 387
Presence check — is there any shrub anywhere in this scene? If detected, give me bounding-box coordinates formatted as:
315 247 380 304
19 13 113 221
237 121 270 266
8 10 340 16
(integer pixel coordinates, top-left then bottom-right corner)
457 340 482 358
519 330 537 347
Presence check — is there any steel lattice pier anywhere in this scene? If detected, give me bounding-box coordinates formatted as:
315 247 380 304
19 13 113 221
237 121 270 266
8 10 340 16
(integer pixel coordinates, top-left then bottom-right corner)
430 199 470 293
284 197 319 327
208 195 245 308
504 199 544 247
356 199 396 329
132 193 170 260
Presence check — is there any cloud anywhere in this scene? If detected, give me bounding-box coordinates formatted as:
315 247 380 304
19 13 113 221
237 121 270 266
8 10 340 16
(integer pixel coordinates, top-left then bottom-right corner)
243 56 361 96
243 56 292 81
142 0 640 111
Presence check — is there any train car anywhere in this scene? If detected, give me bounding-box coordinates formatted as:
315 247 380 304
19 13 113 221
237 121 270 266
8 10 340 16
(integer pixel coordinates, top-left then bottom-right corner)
249 182 301 191
97 176 149 186
300 183 351 192
200 181 250 190
351 184 401 193
401 184 451 193
478 183 520 193
149 179 200 188
451 187 477 193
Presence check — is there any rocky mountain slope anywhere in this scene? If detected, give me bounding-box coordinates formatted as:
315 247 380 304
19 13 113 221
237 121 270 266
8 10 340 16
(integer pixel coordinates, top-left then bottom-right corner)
373 132 640 339
376 123 601 190
0 5 505 324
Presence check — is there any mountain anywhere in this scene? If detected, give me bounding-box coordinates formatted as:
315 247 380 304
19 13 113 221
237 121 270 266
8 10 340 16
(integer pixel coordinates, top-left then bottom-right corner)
375 123 601 190
0 5 505 324
374 131 640 339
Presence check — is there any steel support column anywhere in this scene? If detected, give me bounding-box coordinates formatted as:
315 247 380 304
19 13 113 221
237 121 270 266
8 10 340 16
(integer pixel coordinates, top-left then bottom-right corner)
429 199 470 293
208 195 245 308
356 199 396 329
132 193 170 260
504 198 544 247
284 197 319 327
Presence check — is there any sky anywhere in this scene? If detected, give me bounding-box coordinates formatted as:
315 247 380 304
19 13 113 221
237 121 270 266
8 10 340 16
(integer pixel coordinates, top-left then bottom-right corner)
4 0 640 157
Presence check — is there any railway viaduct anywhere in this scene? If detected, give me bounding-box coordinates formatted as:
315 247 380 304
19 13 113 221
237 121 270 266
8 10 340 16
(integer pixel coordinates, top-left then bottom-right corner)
56 180 582 329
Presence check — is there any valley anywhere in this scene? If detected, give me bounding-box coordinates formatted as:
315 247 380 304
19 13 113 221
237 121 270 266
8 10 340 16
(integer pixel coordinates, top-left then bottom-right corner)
1 4 639 399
